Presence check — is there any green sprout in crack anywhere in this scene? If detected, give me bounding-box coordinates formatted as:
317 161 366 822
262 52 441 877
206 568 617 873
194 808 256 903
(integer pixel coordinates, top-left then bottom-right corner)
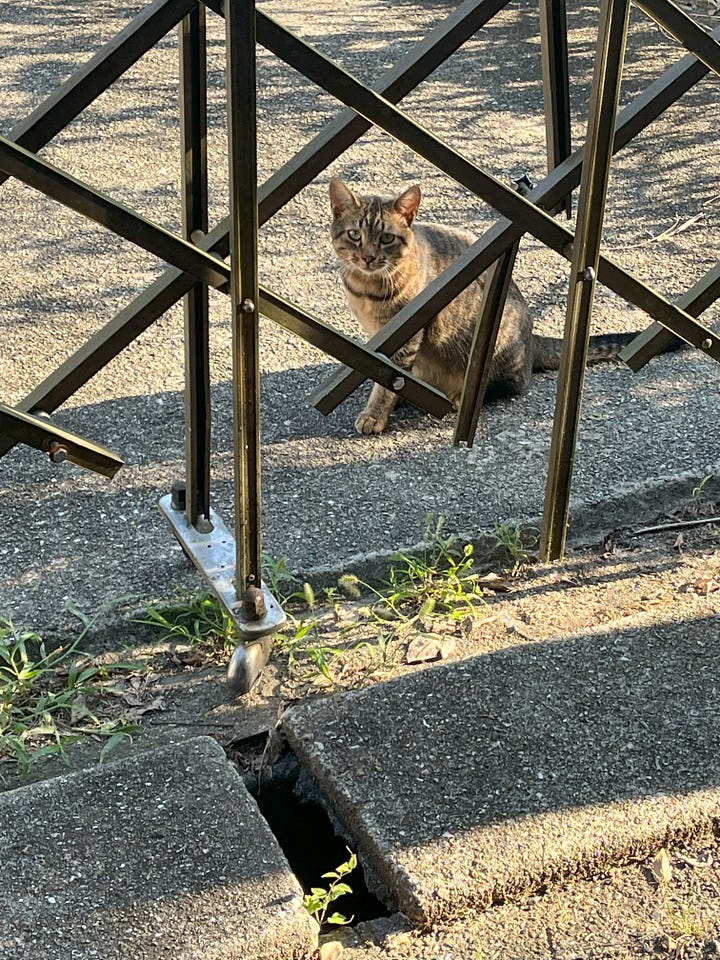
303 848 358 927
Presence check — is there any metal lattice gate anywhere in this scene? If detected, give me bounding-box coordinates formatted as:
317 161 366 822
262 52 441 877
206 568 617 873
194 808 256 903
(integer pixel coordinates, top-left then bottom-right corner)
1 0 718 690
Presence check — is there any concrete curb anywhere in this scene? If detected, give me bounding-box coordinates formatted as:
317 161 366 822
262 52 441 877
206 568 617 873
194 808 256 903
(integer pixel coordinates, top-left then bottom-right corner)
283 621 720 923
1 737 317 960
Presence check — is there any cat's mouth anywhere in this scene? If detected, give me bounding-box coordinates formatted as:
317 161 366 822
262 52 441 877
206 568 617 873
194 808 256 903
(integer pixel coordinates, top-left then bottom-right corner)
353 258 387 274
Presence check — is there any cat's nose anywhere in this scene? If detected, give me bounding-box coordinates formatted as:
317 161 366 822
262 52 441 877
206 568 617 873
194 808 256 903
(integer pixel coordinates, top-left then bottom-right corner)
363 255 376 265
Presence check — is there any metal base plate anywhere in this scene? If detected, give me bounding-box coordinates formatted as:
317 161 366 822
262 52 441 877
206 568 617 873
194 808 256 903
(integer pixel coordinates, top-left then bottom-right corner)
159 494 287 692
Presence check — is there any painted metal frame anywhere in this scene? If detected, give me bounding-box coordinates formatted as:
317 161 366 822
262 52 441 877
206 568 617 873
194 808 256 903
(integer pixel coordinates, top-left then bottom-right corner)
1 0 718 687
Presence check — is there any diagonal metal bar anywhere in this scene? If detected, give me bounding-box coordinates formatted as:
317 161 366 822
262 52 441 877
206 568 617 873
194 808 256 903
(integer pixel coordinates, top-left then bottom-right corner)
0 135 230 292
621 262 720 369
255 0 509 224
312 25 720 414
259 13 581 253
452 242 520 446
5 222 230 427
541 0 631 561
4 0 196 176
259 290 453 418
634 0 720 78
0 403 123 479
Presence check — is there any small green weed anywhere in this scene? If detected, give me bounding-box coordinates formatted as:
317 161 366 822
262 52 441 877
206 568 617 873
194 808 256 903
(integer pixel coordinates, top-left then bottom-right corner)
691 474 712 504
138 591 237 661
0 615 138 774
275 518 493 685
685 474 715 518
303 849 357 927
373 516 486 622
491 521 538 570
274 582 345 685
262 553 297 604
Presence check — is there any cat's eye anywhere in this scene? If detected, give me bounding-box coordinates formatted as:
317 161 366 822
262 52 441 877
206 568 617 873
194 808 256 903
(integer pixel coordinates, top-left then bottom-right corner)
379 232 395 245
347 229 361 242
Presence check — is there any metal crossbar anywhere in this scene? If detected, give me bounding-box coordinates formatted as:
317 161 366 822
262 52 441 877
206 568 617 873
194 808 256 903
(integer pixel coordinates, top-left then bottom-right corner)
1 0 718 687
310 18 720 415
0 404 122 479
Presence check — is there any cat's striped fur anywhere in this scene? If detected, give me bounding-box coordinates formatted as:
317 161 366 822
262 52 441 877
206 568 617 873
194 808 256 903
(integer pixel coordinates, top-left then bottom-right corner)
329 178 672 435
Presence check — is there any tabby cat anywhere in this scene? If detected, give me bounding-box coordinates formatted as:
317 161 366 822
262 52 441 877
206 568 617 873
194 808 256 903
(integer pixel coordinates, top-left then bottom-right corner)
329 178 672 435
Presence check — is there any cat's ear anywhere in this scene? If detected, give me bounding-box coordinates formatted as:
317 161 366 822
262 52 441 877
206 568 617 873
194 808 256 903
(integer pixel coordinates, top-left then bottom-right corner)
329 178 360 217
394 185 421 226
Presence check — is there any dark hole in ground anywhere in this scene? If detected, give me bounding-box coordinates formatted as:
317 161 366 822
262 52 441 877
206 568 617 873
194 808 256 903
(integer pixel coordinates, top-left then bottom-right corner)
239 742 389 927
256 779 390 926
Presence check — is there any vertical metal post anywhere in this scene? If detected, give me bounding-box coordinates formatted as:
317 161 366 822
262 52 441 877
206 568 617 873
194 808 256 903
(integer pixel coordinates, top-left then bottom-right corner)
538 0 572 217
225 0 263 593
179 2 211 529
540 0 631 561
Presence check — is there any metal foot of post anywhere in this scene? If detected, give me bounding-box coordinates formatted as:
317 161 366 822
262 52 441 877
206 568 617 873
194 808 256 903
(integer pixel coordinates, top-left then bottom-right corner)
226 635 273 694
159 493 286 694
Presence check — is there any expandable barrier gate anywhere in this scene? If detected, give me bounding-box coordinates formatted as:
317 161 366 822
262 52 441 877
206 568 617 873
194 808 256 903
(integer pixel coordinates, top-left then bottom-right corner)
1 0 718 690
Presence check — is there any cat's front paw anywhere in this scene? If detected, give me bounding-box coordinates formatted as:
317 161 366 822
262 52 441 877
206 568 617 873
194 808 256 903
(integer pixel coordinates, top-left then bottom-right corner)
355 410 389 435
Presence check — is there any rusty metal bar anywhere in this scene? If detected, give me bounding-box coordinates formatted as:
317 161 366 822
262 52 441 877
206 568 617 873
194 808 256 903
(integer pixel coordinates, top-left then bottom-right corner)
225 0 262 591
0 134 230 292
538 0 572 217
179 3 212 528
541 0 631 561
0 403 122 479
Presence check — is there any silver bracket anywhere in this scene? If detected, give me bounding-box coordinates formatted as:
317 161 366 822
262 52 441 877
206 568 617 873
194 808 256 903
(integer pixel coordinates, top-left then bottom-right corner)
159 494 287 693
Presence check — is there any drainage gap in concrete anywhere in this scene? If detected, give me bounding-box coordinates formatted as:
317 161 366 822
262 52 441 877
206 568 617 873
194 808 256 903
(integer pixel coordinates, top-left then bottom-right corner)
241 747 389 926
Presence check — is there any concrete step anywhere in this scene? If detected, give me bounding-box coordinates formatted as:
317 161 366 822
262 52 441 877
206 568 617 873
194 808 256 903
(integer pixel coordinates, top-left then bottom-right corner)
1 737 317 960
282 618 720 924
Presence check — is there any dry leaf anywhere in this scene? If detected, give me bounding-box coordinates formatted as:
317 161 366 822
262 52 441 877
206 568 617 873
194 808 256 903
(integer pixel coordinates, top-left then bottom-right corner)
673 533 684 552
126 696 165 720
69 694 91 725
405 635 456 664
650 848 673 884
477 573 513 593
694 577 720 596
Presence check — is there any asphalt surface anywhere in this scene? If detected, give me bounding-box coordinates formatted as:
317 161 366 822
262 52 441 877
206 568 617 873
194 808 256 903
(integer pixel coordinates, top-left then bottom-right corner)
0 0 718 637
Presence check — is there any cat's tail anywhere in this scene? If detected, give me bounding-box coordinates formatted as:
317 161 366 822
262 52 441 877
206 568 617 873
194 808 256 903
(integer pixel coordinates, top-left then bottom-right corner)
530 332 687 372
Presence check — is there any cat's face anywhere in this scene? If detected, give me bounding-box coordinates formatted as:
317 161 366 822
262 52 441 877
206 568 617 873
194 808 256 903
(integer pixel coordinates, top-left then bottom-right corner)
329 179 421 276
